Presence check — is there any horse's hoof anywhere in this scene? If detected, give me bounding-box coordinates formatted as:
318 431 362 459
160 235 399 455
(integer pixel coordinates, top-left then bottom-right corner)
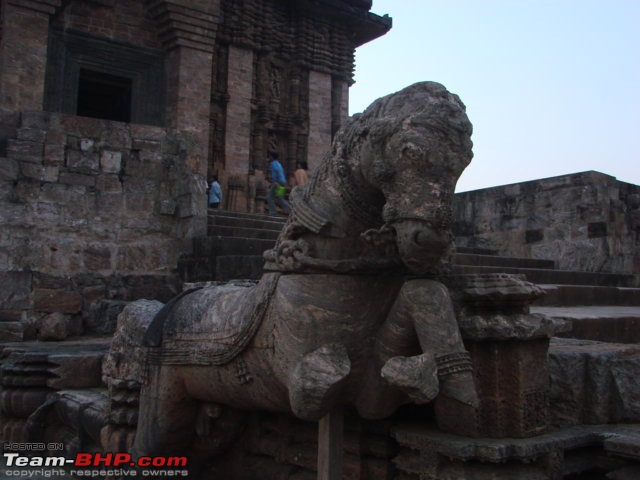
434 392 479 437
439 370 479 408
288 343 351 421
381 353 439 403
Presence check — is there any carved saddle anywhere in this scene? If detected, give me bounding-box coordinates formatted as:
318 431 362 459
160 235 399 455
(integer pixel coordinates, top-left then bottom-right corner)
143 273 280 366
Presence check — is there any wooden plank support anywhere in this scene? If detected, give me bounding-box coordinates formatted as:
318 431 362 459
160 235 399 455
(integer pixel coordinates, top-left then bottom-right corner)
317 407 344 480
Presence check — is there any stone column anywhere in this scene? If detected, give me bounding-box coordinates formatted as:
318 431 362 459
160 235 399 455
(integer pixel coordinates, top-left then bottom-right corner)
0 0 61 110
307 70 333 171
224 45 254 212
147 0 219 234
332 78 350 133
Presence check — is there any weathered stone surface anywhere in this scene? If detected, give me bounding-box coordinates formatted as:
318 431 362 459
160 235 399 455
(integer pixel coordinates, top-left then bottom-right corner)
549 338 640 426
33 288 82 314
102 299 164 385
100 150 122 173
0 271 32 309
0 157 19 181
0 388 50 418
392 423 640 480
85 299 128 335
47 351 104 389
38 312 70 340
0 321 23 342
459 313 570 341
454 171 640 274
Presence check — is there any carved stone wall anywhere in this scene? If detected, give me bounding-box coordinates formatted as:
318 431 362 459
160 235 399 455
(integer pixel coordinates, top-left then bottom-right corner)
210 0 390 212
0 0 390 341
0 111 207 341
454 171 640 274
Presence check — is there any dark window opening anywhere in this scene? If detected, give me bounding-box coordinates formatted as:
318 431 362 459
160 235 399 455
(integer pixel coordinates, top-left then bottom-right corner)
77 69 132 122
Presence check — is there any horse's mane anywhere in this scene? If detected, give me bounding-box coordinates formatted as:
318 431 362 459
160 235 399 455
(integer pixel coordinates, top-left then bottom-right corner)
334 81 473 174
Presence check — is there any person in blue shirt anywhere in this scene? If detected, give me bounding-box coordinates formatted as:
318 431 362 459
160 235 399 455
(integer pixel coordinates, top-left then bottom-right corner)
209 175 222 208
267 151 291 216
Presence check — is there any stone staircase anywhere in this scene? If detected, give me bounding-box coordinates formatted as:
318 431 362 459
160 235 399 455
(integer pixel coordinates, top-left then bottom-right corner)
192 209 640 345
195 209 640 329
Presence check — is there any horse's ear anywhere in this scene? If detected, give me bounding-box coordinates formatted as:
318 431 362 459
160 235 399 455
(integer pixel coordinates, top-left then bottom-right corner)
367 118 395 149
333 118 370 159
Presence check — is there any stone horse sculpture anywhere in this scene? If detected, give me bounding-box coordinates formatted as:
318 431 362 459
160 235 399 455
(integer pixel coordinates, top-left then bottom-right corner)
107 81 478 461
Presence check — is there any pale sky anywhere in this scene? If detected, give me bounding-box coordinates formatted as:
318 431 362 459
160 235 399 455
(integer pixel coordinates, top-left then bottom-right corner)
348 0 640 192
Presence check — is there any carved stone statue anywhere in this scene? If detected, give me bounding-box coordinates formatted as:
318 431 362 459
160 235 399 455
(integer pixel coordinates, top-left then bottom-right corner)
105 81 478 464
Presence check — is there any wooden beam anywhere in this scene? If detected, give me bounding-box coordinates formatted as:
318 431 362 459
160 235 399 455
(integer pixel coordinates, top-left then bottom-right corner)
317 407 344 480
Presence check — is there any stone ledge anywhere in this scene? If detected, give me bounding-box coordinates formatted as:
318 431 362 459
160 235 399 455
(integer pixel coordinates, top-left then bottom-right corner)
392 423 640 464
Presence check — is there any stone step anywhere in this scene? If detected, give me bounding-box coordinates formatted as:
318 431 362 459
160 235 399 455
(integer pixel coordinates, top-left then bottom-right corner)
535 285 640 307
208 209 287 224
549 338 640 424
208 211 286 232
452 265 636 287
454 253 555 270
207 225 281 240
532 306 640 344
455 246 498 255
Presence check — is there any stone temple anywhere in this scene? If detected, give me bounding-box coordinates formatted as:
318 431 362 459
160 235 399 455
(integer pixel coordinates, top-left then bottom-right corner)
1 1 640 480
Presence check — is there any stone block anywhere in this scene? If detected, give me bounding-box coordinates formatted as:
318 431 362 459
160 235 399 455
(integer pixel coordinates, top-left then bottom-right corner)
19 162 59 182
17 128 46 143
0 321 24 342
38 312 70 340
33 288 82 314
41 183 85 204
80 138 95 152
96 174 122 192
47 352 105 389
159 198 177 215
132 138 161 151
130 123 166 141
58 171 95 187
0 271 32 309
66 149 99 172
43 143 65 165
0 157 19 181
7 138 43 162
84 246 112 271
100 149 122 173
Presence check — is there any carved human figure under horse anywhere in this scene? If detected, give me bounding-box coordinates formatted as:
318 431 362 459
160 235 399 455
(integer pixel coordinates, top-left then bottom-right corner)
106 81 478 464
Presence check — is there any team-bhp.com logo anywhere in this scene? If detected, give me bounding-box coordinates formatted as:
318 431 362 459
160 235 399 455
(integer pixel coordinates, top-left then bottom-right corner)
3 452 189 477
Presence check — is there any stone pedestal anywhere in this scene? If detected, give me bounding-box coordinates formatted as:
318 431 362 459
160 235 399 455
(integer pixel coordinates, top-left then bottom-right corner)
449 273 571 438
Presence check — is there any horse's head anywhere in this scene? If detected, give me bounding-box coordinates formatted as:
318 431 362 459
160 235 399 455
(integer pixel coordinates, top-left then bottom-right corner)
337 82 473 274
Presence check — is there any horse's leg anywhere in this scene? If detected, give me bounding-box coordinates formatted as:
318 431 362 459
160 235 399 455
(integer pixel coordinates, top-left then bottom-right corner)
288 343 351 421
373 279 479 435
133 365 199 458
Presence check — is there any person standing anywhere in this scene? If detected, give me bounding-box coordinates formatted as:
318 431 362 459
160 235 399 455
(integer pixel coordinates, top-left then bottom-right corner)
294 161 309 186
267 151 291 216
209 175 222 208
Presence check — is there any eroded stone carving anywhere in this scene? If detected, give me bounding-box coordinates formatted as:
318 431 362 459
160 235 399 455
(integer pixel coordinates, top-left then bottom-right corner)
104 82 477 465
